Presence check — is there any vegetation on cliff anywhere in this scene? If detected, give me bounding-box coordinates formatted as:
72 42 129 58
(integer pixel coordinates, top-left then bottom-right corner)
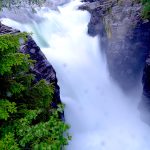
0 33 70 149
141 0 150 19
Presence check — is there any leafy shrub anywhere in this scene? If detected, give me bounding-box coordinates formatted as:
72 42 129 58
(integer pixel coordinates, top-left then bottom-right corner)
0 33 70 149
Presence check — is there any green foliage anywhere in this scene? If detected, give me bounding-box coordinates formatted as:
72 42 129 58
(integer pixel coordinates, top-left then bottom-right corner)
0 33 70 149
14 105 70 149
0 33 31 75
29 80 55 109
0 99 17 120
141 0 150 19
0 133 20 150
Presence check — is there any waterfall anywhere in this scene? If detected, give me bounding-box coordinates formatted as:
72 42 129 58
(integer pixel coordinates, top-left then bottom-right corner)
2 0 150 149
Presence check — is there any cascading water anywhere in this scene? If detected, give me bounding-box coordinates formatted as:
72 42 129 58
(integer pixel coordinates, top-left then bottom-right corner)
2 1 150 149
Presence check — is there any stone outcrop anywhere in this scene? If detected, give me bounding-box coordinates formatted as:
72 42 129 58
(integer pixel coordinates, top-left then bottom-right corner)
20 36 61 109
0 23 20 34
0 23 61 110
80 0 150 91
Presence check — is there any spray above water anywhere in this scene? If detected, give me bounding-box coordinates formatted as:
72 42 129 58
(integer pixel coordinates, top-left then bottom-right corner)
2 0 150 149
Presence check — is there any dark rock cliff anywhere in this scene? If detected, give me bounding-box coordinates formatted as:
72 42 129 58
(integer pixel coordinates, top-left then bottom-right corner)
0 23 61 109
21 36 61 108
80 0 150 92
80 0 150 121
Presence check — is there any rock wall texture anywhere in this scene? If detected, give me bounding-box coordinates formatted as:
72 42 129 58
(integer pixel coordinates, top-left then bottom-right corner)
21 36 61 108
80 0 150 121
80 0 150 91
0 24 61 109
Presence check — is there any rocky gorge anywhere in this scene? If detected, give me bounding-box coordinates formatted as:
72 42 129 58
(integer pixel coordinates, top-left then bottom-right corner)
1 0 150 148
79 0 150 120
2 0 150 124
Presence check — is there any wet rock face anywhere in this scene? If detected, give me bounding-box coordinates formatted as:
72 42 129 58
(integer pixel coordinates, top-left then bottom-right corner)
0 23 20 34
80 0 150 91
106 21 150 90
20 36 61 107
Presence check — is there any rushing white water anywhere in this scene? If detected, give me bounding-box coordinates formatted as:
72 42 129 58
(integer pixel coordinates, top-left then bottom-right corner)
2 1 150 149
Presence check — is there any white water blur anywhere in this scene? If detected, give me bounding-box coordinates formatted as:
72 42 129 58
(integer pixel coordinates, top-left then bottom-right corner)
2 1 150 149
